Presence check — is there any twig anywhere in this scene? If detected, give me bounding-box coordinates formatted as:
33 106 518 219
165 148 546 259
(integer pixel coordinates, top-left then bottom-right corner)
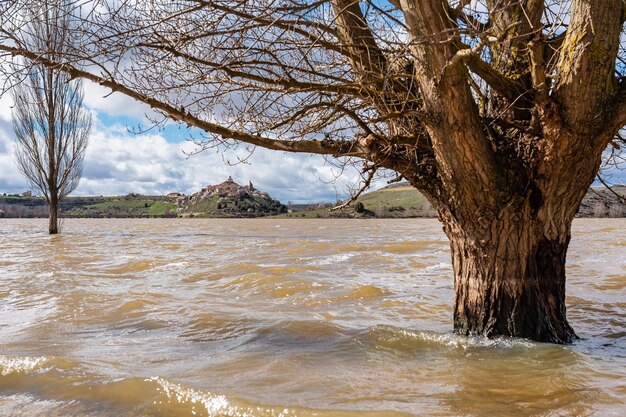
597 175 626 204
331 165 377 211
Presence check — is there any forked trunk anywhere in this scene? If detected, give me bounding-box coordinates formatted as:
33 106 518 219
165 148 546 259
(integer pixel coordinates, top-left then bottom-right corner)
49 195 59 235
445 210 576 344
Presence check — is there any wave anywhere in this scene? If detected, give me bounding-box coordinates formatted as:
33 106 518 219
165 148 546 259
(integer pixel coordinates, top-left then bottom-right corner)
308 253 356 266
149 376 282 417
148 376 409 417
360 325 537 352
0 355 48 376
0 356 409 417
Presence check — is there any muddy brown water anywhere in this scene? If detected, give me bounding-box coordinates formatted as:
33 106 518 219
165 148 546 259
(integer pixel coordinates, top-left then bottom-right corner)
0 218 624 416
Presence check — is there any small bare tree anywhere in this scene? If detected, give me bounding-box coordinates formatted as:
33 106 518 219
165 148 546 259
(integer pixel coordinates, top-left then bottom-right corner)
11 0 91 234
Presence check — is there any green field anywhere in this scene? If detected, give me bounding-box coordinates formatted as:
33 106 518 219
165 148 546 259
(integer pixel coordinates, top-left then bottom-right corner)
3 184 622 219
0 194 178 218
181 194 286 218
74 199 178 217
181 196 225 217
276 184 436 218
357 185 430 216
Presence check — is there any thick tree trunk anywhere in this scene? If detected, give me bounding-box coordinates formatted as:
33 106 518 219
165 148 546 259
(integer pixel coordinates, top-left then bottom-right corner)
49 195 59 235
444 210 576 344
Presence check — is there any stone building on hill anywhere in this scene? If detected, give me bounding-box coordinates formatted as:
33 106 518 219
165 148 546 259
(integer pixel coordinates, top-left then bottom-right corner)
191 177 271 201
177 177 286 217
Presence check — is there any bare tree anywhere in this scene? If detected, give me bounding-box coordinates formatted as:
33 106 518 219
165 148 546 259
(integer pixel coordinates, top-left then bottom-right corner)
10 0 91 234
1 0 625 342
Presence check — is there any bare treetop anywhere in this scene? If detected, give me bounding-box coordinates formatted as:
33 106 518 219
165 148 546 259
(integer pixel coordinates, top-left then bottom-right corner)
10 0 91 233
2 2 623 168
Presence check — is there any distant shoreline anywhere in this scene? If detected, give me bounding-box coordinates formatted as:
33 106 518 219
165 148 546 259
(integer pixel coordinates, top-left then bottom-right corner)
1 184 624 219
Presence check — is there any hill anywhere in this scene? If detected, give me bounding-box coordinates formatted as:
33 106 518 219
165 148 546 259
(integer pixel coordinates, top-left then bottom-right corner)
0 194 178 218
280 182 625 219
1 182 623 219
177 177 287 217
279 182 435 218
578 185 626 217
0 177 285 218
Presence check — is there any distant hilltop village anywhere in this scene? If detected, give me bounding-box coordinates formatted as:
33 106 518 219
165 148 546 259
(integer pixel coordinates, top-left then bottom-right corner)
175 176 265 201
0 179 624 219
0 177 286 218
176 176 287 217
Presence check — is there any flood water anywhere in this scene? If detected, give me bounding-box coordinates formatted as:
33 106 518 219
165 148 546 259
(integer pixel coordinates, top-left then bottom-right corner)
0 218 624 416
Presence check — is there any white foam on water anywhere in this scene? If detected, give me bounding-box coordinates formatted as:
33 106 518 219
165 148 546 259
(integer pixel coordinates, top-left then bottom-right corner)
149 376 293 417
372 325 536 350
154 261 189 271
0 355 48 376
309 253 355 266
0 393 67 416
416 262 452 273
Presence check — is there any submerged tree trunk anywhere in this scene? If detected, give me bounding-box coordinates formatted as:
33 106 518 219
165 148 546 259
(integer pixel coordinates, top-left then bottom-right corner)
432 126 602 344
48 194 58 235
445 214 576 344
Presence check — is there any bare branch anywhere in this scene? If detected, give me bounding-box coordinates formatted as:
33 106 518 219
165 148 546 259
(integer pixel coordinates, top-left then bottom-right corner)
609 81 626 134
331 163 376 210
595 174 626 205
10 0 91 234
528 33 549 106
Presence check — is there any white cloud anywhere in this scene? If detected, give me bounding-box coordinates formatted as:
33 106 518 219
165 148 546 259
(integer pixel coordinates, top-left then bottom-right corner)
0 93 13 122
3 100 626 203
75 117 363 202
82 81 159 123
0 120 29 193
0 92 370 202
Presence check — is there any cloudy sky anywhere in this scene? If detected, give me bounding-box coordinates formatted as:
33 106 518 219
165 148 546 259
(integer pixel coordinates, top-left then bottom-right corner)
1 80 624 204
0 81 373 204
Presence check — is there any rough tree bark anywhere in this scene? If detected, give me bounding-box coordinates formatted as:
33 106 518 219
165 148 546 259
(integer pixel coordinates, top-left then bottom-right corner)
49 194 59 235
1 0 625 341
445 207 575 342
47 64 60 235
